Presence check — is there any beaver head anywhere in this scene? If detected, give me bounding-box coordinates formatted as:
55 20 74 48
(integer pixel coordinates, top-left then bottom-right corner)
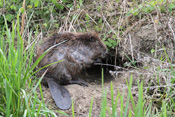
72 32 107 64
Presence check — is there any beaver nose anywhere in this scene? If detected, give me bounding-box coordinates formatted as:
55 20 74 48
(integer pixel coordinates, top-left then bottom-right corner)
94 59 102 63
105 50 108 56
102 52 107 58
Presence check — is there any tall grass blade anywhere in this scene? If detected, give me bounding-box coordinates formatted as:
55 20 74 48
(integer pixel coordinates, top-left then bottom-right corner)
124 76 133 117
127 75 136 113
128 109 132 117
137 81 144 117
72 100 75 117
120 90 125 117
100 89 108 117
100 68 108 117
89 97 94 117
110 82 115 116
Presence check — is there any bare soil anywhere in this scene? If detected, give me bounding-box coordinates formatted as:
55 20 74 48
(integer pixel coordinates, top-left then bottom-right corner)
37 65 131 117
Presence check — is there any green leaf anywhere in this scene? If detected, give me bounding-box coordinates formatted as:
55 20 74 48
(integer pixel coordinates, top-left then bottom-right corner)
27 5 33 9
168 3 175 12
62 0 68 3
97 6 101 11
147 5 155 11
143 66 149 70
119 26 123 29
138 4 142 8
30 0 34 4
0 1 2 6
160 5 166 12
56 3 64 10
67 4 73 8
34 0 39 7
169 3 174 9
158 0 164 4
52 0 57 4
20 8 25 13
43 23 47 27
105 41 110 46
132 7 139 16
112 35 117 39
142 6 149 13
108 43 112 47
112 42 117 46
108 38 112 42
102 38 105 41
6 14 14 22
133 11 139 16
151 49 155 54
150 1 158 6
126 12 131 16
79 0 83 6
10 5 16 10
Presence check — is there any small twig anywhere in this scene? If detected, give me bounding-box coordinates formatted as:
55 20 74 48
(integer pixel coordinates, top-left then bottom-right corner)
25 32 42 51
168 17 175 43
20 0 26 35
94 63 120 67
59 0 70 11
128 34 134 61
101 11 120 40
65 7 72 31
149 14 158 57
69 9 82 32
83 10 97 25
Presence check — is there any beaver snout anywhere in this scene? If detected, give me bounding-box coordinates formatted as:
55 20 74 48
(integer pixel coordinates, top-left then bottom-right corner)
101 51 108 58
93 52 107 63
93 58 102 63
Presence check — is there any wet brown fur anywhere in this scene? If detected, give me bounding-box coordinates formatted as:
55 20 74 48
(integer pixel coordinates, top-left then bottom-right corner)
37 32 107 85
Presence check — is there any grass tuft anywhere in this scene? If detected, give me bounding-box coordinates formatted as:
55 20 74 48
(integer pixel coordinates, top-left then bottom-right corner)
0 14 56 116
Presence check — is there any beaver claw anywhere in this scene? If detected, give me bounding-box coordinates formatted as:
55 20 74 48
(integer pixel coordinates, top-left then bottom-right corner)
69 79 88 87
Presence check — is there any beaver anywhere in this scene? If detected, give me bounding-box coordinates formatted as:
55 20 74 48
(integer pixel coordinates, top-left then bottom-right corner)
37 32 107 110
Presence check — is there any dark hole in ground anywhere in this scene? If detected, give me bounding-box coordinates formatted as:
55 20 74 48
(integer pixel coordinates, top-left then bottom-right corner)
80 55 118 85
79 50 141 85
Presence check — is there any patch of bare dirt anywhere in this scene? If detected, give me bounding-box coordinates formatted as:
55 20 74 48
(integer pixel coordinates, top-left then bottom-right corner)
37 65 132 117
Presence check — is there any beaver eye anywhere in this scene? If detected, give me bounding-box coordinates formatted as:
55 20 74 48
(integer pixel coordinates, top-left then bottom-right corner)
90 37 95 42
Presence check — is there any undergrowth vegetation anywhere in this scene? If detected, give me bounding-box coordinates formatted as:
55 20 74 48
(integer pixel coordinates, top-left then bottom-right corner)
0 15 59 116
1 0 175 116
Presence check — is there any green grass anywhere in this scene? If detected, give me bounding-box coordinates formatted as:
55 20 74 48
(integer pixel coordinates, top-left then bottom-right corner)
0 14 58 116
98 74 175 117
